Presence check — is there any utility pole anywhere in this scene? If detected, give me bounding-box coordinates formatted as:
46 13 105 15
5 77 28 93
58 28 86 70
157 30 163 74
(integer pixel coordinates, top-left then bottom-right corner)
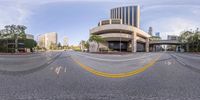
120 31 121 53
15 34 18 53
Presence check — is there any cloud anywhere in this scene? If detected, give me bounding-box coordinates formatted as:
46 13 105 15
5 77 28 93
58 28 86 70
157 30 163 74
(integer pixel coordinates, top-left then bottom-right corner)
140 4 200 39
1 0 200 42
0 1 34 29
144 17 200 39
0 0 129 29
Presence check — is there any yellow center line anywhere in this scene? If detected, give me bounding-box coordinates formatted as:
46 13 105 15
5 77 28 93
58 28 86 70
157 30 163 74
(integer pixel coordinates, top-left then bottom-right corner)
71 54 162 78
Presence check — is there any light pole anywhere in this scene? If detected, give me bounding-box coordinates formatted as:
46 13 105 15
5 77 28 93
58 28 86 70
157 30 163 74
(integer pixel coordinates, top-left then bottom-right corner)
15 34 18 53
120 31 121 53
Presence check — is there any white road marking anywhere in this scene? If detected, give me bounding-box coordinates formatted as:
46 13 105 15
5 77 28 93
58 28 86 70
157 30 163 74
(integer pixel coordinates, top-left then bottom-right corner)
55 66 62 75
70 52 155 62
167 61 172 65
64 67 67 72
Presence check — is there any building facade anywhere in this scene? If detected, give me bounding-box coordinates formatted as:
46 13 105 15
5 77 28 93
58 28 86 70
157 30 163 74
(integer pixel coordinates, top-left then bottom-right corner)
26 34 34 40
89 5 150 52
110 5 140 28
167 35 179 41
90 19 150 52
38 32 57 49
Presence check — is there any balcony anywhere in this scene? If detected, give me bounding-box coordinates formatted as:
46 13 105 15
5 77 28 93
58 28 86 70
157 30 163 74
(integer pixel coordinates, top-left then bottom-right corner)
99 33 132 41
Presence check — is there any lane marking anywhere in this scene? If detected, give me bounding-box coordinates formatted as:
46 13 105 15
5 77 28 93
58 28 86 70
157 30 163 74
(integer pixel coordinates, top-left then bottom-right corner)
64 67 67 72
55 66 62 75
71 54 161 78
70 53 154 62
171 54 186 66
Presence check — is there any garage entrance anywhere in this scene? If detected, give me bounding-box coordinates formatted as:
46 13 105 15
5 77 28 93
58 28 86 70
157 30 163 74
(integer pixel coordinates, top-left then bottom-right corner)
108 41 128 51
137 42 145 52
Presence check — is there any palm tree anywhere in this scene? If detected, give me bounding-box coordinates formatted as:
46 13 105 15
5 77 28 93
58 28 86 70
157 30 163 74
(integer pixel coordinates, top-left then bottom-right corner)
89 35 104 52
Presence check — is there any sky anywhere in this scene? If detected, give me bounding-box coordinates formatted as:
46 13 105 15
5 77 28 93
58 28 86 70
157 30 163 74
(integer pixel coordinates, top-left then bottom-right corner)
0 0 200 45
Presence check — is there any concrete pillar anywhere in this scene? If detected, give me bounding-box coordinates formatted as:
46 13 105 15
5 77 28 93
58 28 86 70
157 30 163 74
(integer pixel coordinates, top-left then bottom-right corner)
131 32 137 52
186 43 189 52
145 38 149 52
153 45 156 52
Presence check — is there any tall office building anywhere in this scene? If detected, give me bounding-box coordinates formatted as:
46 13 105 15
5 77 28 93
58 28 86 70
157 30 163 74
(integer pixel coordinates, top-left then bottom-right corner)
38 32 57 49
89 5 151 53
110 5 140 28
148 27 153 36
155 32 160 37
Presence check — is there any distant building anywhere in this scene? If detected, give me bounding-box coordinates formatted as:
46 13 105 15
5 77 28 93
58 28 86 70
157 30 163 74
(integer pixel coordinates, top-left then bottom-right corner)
38 32 57 49
167 35 179 41
166 35 180 51
110 5 140 28
155 32 160 37
148 27 153 36
26 34 34 40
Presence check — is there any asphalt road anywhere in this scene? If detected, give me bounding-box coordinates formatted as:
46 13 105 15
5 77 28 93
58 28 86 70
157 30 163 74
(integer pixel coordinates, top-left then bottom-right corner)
0 51 200 100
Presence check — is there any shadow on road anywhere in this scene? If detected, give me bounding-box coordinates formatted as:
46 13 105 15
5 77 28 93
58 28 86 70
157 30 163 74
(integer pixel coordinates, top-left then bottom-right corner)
0 53 62 76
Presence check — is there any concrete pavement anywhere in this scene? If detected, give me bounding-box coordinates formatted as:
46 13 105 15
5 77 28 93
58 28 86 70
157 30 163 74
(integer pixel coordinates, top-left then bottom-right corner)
0 51 200 99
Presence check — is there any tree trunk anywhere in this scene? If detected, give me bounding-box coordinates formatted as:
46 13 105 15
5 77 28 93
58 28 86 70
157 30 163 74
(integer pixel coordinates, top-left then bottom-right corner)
97 43 99 52
15 34 18 53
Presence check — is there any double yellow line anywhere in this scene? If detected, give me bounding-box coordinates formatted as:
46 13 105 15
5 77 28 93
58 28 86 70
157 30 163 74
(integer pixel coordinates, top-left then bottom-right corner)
72 54 161 78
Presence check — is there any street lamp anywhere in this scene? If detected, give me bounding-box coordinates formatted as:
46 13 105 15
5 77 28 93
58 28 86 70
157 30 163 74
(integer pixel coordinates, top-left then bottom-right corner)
119 31 121 53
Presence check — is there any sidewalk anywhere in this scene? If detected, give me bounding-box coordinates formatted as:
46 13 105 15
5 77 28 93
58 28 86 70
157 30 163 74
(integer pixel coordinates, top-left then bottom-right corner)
88 51 133 55
0 52 42 55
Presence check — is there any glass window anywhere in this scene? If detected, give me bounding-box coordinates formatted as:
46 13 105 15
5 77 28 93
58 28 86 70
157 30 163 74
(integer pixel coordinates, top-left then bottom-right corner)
122 7 125 24
130 6 133 26
119 8 121 19
126 7 128 25
101 20 110 25
134 6 137 27
111 19 121 24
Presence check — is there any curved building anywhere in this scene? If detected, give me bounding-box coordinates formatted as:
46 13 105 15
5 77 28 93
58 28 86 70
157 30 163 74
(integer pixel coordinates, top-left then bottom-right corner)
110 5 140 28
90 19 150 52
89 5 150 53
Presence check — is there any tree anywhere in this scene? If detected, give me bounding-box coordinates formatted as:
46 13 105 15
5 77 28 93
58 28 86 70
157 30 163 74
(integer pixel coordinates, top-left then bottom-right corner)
3 25 27 52
84 41 89 51
17 25 27 39
89 35 104 51
80 40 86 52
63 37 68 46
58 42 62 49
49 42 57 50
179 28 200 52
24 39 37 52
